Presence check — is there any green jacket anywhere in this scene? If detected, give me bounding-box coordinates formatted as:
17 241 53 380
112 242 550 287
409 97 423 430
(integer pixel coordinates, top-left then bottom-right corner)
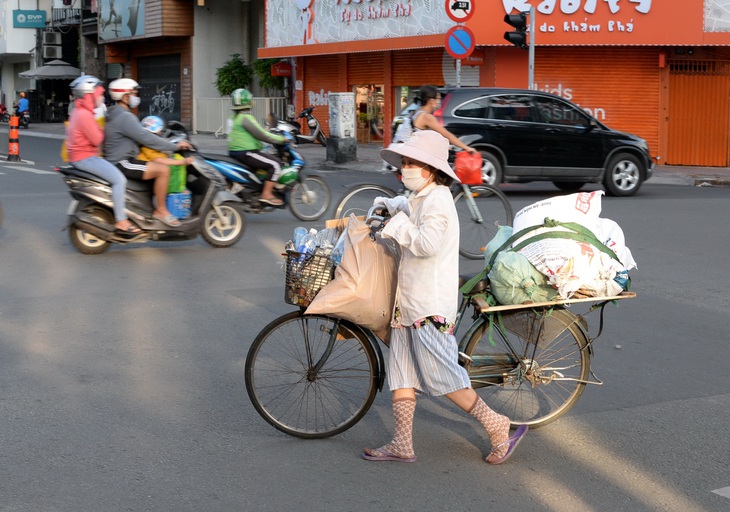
228 111 286 152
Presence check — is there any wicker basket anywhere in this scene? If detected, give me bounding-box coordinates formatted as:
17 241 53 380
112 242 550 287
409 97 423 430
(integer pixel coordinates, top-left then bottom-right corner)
284 250 335 307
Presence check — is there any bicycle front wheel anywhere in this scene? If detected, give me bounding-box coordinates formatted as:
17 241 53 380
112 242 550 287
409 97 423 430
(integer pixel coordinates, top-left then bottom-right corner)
333 184 397 221
245 312 379 439
453 185 513 260
463 309 590 429
289 176 331 221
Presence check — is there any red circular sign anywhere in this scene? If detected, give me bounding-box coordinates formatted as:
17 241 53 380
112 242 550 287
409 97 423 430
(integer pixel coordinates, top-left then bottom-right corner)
445 25 475 60
445 0 474 23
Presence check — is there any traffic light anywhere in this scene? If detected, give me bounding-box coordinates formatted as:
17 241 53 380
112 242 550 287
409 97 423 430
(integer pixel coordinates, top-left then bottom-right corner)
504 12 528 49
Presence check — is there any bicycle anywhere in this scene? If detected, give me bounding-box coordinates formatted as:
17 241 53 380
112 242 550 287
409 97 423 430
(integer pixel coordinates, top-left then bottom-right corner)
244 212 636 439
333 176 513 260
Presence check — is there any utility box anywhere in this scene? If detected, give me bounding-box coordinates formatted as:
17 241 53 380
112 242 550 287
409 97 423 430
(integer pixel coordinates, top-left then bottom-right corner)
328 92 355 138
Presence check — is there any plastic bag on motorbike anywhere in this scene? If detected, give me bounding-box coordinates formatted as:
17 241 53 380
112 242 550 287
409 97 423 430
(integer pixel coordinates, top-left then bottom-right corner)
305 215 398 341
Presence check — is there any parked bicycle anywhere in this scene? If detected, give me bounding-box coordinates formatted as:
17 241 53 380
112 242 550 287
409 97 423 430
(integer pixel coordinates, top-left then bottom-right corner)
333 176 513 260
244 209 636 439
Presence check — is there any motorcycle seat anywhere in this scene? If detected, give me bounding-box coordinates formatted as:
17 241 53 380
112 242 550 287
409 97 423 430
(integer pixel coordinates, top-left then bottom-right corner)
60 166 151 192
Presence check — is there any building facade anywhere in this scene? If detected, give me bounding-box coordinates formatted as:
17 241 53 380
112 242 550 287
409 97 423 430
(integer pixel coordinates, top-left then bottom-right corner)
259 0 730 167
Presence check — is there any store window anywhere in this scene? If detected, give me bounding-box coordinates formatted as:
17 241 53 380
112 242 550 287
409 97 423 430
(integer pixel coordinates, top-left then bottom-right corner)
355 85 384 143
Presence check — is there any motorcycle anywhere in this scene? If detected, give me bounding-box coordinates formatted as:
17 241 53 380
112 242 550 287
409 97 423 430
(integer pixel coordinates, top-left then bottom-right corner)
286 107 326 146
13 105 30 128
57 152 246 255
0 104 10 123
168 121 331 222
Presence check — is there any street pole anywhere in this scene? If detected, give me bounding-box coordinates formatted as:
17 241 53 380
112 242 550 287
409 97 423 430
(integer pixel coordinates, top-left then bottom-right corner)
528 6 535 89
456 58 461 88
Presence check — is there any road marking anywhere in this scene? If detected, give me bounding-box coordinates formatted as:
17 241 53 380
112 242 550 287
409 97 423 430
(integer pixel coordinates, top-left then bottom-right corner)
1 165 54 175
712 486 730 499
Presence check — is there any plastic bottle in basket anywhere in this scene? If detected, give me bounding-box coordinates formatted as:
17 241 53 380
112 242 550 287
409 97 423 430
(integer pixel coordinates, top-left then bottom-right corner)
297 229 318 259
292 227 307 249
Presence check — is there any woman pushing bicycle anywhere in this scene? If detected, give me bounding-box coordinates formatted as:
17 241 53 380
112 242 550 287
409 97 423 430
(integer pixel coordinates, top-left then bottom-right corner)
362 130 527 465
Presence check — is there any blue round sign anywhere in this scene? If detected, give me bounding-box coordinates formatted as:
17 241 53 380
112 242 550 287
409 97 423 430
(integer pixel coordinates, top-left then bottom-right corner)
445 26 475 60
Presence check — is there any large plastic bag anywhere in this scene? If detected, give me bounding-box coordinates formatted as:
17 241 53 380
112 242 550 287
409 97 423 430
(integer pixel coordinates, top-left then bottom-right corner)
306 215 397 340
488 251 557 305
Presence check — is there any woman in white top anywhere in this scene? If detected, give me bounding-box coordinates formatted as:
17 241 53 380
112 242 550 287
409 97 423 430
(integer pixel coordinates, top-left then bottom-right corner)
363 131 527 465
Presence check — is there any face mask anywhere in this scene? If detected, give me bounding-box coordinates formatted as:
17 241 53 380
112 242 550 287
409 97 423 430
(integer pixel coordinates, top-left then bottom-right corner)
128 96 141 109
401 166 430 192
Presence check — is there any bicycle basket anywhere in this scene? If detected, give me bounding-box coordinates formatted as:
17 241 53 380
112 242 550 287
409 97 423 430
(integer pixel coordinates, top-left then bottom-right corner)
284 250 335 307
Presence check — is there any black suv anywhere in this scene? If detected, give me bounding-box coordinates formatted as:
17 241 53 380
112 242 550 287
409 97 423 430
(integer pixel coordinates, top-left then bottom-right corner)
436 87 654 196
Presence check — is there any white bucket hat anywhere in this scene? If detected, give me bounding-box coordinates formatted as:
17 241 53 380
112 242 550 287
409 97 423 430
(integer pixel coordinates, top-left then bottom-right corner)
380 131 460 182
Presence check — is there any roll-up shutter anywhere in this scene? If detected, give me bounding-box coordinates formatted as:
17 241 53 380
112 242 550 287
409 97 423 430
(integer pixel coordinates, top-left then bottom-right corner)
667 59 730 166
303 55 339 137
348 53 385 85
392 49 445 86
535 47 660 158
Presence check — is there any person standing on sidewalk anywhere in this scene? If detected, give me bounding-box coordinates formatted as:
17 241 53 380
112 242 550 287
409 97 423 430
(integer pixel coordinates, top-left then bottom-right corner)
363 131 527 465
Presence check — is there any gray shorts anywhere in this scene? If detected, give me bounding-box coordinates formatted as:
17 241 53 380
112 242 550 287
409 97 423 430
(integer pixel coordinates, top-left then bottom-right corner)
387 323 471 396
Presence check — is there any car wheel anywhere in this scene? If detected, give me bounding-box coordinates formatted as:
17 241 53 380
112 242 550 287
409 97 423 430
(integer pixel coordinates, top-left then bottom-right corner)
480 151 502 186
604 153 643 197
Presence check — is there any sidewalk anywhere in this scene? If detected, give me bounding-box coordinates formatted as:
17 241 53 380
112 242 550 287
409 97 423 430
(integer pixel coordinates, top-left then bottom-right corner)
4 122 730 187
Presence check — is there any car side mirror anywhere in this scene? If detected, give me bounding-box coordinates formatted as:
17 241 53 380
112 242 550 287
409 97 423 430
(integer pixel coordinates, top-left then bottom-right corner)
587 118 599 131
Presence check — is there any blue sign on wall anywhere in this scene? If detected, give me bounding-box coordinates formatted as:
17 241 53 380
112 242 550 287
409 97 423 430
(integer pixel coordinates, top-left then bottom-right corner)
13 10 47 29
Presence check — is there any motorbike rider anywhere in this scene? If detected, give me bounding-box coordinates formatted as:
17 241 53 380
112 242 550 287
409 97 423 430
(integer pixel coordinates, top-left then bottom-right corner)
103 78 192 227
65 76 140 235
16 92 29 115
228 88 289 207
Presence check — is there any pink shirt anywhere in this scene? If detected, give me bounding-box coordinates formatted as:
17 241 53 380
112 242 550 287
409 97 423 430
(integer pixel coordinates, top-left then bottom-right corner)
66 93 104 163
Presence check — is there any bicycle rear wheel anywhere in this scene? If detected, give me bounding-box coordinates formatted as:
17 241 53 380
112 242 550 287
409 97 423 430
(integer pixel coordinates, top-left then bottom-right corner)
453 184 513 260
463 309 590 429
333 184 397 221
245 311 379 439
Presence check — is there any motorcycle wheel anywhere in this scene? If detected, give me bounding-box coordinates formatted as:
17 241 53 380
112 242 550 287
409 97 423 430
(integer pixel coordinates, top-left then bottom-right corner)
317 131 327 146
288 176 331 221
201 202 246 248
69 206 112 255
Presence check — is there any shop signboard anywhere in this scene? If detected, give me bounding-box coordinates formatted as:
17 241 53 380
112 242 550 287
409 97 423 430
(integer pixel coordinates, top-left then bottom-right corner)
262 0 730 57
13 10 46 29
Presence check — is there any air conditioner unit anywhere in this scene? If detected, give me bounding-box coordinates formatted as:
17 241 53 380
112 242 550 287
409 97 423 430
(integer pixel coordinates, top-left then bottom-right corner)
43 32 62 46
43 46 62 59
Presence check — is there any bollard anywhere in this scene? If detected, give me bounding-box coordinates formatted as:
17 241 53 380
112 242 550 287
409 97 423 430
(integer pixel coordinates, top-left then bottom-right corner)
8 115 20 162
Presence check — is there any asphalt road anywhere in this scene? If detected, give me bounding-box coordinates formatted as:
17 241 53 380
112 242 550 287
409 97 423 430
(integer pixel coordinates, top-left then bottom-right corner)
0 138 728 512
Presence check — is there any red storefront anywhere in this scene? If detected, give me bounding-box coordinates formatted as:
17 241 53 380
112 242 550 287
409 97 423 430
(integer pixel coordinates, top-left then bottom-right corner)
261 0 730 167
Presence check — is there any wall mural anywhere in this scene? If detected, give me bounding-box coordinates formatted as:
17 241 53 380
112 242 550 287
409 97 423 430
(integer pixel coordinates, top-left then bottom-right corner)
266 0 454 47
98 0 145 41
706 0 730 31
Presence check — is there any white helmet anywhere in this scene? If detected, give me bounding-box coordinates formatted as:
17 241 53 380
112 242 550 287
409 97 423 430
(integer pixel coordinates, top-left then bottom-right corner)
109 78 140 101
70 75 102 98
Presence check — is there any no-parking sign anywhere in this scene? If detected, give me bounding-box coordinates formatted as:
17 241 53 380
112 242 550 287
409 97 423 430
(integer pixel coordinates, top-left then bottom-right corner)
445 0 474 23
445 25 475 60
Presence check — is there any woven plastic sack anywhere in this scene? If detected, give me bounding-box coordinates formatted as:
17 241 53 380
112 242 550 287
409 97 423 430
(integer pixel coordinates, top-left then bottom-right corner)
488 251 557 305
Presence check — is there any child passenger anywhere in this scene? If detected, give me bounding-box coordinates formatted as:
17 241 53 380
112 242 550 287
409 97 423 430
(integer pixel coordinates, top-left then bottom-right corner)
137 116 194 168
